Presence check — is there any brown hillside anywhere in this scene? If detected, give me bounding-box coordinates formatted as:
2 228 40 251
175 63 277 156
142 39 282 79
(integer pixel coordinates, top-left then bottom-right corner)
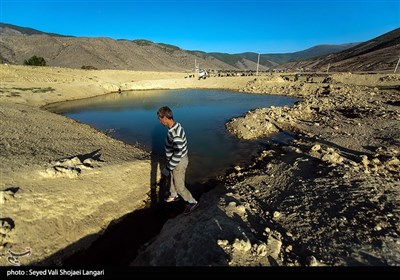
283 44 399 72
234 58 270 71
0 35 236 71
1 26 398 72
282 28 400 72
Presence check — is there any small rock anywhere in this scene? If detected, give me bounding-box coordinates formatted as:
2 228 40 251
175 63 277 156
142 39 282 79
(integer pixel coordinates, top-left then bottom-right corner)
256 244 268 256
374 225 382 231
217 240 229 247
232 239 252 252
273 211 281 219
228 201 237 207
306 255 318 266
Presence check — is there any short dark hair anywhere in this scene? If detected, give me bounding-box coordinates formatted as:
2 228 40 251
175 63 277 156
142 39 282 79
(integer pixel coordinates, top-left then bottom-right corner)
157 106 174 119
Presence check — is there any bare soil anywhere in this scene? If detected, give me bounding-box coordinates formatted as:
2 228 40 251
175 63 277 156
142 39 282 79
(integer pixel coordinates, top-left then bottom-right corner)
0 65 399 266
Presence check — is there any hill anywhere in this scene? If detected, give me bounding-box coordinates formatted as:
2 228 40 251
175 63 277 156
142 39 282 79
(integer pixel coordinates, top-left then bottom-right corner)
0 23 397 72
0 34 238 71
0 22 70 37
209 43 360 69
281 28 400 72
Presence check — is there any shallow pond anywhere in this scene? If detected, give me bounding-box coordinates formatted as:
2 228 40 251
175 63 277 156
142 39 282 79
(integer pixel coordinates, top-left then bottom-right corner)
48 89 298 184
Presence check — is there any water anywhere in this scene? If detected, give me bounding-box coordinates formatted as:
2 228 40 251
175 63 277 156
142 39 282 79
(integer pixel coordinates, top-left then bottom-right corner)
48 89 297 184
47 89 298 266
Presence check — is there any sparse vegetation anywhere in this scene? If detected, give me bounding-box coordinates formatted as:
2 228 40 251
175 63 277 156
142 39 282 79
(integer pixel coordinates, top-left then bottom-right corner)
157 43 180 53
23 55 46 66
207 52 243 67
133 39 153 46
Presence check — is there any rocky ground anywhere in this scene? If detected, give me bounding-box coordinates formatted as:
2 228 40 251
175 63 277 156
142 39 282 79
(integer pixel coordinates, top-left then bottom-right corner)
132 73 400 266
0 65 399 267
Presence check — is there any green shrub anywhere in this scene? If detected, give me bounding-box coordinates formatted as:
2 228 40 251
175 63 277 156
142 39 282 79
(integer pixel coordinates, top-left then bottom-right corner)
23 55 46 66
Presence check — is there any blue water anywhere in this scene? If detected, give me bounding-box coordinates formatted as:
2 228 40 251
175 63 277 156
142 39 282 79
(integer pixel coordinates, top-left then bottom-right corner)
49 89 297 184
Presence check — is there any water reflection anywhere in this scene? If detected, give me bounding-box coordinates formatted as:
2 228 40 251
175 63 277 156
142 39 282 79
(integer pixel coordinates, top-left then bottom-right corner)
47 89 298 184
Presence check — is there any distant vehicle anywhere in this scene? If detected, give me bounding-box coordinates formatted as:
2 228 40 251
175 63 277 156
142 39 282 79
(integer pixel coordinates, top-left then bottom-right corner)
198 70 207 80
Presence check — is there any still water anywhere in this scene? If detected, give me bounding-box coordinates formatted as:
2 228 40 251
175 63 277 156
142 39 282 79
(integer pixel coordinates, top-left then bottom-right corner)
48 89 297 184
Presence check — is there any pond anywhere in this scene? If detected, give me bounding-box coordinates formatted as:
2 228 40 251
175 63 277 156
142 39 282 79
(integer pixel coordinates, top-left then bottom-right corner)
47 89 298 184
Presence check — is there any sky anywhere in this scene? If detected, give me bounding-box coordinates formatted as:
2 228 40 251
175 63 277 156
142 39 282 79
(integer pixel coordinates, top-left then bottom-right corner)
0 0 399 54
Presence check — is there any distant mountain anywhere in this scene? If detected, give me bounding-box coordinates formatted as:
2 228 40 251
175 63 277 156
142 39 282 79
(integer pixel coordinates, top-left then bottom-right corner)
281 28 400 72
0 23 70 37
209 43 360 69
0 22 397 72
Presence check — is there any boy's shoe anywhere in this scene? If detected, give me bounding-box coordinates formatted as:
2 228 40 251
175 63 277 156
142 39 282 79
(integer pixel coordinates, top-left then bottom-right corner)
184 202 199 215
164 195 180 203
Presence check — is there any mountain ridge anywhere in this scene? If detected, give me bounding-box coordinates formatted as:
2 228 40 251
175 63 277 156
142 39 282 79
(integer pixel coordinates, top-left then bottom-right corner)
0 22 397 72
281 27 400 72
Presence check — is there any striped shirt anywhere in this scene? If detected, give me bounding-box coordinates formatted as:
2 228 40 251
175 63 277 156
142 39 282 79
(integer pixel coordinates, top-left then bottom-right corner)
164 122 188 174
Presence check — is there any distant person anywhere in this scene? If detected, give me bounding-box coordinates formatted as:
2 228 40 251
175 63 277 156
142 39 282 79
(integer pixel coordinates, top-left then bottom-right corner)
157 106 199 215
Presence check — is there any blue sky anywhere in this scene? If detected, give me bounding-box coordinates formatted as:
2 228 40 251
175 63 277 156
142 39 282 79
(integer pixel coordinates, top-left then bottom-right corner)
1 0 399 54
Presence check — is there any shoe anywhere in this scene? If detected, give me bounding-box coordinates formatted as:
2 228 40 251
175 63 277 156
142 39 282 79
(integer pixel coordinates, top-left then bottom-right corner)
164 195 180 203
184 202 199 215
